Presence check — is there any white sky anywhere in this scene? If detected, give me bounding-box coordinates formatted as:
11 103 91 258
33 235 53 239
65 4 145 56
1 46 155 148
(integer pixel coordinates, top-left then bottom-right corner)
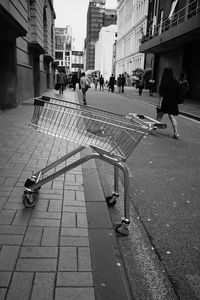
54 0 118 50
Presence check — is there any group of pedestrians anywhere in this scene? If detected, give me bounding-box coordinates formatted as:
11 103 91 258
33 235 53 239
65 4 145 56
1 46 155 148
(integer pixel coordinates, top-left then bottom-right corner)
93 75 105 91
56 71 81 95
117 74 126 93
56 68 189 140
93 73 126 94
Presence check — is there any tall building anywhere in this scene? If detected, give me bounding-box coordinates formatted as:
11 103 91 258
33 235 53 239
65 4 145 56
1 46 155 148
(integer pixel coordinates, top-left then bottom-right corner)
0 0 55 109
85 0 117 71
115 0 149 77
55 26 72 74
139 0 200 100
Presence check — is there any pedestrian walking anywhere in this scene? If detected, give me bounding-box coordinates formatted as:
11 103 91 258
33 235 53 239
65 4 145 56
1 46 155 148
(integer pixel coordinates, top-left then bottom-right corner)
80 72 91 105
179 72 189 103
99 75 104 91
156 67 180 139
56 71 65 95
121 73 126 93
117 74 122 93
138 74 144 95
94 76 98 91
108 74 115 93
148 78 155 96
71 73 78 91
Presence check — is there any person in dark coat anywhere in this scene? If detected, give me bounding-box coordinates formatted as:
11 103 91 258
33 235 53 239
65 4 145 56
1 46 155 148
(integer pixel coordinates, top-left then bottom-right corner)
117 74 122 93
138 74 144 95
56 71 65 94
148 78 155 96
99 75 104 91
179 72 189 102
121 73 126 93
71 73 78 91
108 74 115 93
156 67 180 139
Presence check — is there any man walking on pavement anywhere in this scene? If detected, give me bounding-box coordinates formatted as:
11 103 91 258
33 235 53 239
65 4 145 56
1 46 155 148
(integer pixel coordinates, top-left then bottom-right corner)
71 72 78 91
56 71 65 95
99 75 104 91
117 74 122 93
108 74 115 93
80 72 91 105
121 73 126 93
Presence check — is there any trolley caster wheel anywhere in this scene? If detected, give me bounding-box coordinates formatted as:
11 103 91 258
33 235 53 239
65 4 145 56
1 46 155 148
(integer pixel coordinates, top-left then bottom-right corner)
23 192 38 208
24 177 36 188
106 194 119 206
115 218 130 236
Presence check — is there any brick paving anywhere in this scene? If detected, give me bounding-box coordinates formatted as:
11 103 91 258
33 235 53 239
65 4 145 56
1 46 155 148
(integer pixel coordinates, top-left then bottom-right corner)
0 91 95 300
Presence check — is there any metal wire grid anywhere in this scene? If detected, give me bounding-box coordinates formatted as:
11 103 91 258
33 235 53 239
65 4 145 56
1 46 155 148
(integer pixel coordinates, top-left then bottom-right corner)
29 99 149 160
42 97 149 128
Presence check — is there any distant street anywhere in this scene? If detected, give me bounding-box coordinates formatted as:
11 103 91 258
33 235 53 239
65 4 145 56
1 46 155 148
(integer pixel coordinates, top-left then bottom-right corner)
82 85 200 299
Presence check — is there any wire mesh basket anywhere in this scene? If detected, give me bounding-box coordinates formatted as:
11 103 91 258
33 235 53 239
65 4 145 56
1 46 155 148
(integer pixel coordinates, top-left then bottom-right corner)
30 97 153 161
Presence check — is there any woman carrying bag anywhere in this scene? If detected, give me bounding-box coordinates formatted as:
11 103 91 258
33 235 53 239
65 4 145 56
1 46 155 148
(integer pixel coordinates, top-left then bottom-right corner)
156 67 180 139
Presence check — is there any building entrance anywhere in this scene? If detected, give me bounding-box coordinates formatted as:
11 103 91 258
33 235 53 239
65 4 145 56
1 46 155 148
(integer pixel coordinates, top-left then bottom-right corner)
0 41 17 109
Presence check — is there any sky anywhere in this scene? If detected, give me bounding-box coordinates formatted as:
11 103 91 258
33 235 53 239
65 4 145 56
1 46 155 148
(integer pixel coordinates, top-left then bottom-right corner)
54 0 118 50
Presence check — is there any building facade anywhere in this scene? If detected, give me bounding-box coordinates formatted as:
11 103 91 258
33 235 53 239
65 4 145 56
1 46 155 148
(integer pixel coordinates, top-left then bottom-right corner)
116 0 149 77
140 0 200 100
0 0 55 109
71 51 84 73
54 26 84 75
85 0 117 71
55 26 72 74
95 24 117 81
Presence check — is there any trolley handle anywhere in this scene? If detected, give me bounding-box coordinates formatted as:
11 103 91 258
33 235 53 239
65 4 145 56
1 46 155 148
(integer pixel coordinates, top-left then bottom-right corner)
126 113 167 129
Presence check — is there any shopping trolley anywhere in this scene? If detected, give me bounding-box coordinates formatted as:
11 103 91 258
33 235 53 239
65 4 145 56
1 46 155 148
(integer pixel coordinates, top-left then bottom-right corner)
23 96 166 236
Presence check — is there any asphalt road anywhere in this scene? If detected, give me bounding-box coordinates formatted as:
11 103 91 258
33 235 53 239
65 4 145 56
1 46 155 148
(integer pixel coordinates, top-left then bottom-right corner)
81 86 200 300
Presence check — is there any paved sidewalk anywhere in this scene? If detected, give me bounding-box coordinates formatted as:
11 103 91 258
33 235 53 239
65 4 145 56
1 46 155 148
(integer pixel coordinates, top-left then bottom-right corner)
0 87 199 300
0 90 131 300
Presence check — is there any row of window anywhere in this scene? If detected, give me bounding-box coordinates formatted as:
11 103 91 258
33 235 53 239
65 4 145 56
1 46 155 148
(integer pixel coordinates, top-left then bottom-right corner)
116 53 144 75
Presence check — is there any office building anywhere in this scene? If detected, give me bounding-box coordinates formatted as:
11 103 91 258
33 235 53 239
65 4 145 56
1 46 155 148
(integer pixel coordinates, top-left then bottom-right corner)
0 0 55 109
116 0 149 77
139 0 200 100
85 0 117 71
55 26 72 74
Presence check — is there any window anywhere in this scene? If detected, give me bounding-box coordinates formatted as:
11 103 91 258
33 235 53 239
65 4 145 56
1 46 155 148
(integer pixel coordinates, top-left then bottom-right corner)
55 52 63 60
169 0 178 19
43 6 48 51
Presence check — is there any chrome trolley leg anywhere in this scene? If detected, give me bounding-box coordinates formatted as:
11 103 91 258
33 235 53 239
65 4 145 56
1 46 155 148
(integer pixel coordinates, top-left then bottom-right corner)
106 165 119 206
23 148 131 235
94 154 131 236
114 161 130 236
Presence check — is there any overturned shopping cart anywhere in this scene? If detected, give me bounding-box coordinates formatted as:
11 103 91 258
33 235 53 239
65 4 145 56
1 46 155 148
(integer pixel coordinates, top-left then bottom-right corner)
23 96 166 236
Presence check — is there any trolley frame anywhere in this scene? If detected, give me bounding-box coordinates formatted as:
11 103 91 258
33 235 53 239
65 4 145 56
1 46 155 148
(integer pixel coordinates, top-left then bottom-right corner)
23 96 166 236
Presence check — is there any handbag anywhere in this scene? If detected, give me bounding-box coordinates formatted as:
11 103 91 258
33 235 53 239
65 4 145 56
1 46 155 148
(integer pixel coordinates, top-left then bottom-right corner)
85 83 91 91
156 106 163 113
156 97 163 113
55 83 59 90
